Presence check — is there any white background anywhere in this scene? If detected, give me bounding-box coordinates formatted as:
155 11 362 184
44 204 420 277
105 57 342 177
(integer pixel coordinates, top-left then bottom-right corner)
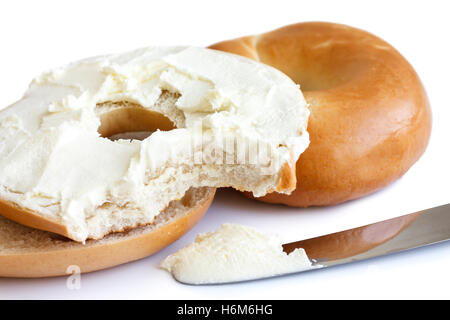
0 0 449 299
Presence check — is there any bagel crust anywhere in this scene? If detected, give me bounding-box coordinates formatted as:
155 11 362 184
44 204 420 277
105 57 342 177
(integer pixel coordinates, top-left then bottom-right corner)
210 22 432 207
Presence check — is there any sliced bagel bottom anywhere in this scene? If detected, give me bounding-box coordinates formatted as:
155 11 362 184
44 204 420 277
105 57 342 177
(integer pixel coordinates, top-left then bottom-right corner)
0 187 215 278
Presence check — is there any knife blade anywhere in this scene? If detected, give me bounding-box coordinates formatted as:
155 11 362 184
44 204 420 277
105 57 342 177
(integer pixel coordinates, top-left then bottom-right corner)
281 202 450 273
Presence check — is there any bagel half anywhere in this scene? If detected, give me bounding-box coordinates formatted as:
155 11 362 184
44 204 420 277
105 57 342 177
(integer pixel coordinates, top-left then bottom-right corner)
210 22 432 207
0 187 214 278
0 46 309 242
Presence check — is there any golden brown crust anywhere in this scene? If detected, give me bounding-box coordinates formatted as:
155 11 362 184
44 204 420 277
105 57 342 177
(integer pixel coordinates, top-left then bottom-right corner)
210 22 432 207
282 211 420 260
210 36 259 61
274 153 297 193
0 188 215 278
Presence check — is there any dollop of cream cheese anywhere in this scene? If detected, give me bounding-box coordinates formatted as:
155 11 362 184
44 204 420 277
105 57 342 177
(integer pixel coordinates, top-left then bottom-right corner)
0 47 309 241
160 224 317 284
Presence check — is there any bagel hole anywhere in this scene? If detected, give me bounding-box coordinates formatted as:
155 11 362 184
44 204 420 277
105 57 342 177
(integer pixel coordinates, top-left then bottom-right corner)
107 130 154 141
97 100 177 141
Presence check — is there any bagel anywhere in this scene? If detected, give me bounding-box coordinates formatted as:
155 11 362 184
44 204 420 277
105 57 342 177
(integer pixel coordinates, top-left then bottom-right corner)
0 46 309 242
0 187 214 277
209 22 432 207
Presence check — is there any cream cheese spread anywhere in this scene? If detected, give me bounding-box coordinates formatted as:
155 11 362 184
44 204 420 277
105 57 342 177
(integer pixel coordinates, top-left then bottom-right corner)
0 47 309 241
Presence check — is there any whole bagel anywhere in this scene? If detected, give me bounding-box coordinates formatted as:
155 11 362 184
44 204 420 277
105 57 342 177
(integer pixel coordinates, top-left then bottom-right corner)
210 22 432 207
